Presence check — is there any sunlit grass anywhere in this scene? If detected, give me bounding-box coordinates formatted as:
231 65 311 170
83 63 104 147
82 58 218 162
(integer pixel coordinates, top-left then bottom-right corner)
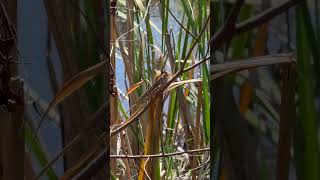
110 0 210 179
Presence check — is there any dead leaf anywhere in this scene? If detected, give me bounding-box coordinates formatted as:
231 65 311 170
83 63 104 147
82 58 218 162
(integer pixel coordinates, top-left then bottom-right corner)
167 78 202 92
123 80 144 99
33 60 107 141
211 53 294 73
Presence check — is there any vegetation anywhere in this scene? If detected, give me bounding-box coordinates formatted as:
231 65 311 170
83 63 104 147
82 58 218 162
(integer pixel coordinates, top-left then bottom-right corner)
0 0 320 179
110 0 210 179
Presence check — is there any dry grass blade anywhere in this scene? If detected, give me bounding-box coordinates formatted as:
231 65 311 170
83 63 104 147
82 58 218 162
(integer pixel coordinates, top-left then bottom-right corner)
211 53 294 72
253 23 268 57
32 60 107 137
110 148 210 159
193 82 203 179
59 146 101 180
123 79 144 100
235 0 300 36
44 60 107 114
111 102 147 137
276 65 296 180
59 132 108 180
167 78 202 92
138 90 163 180
239 81 253 114
34 135 81 180
210 53 295 80
134 0 146 13
238 21 268 114
34 102 108 180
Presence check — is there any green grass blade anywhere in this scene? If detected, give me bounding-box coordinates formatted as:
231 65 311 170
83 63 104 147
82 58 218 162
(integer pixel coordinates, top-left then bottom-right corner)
294 5 320 179
298 2 320 93
25 125 57 179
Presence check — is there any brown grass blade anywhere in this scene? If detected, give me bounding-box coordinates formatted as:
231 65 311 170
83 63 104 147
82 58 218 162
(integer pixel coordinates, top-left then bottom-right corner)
42 60 107 119
239 81 253 114
59 145 102 180
238 21 268 115
193 81 203 179
252 23 268 56
123 80 145 99
138 99 162 180
110 14 119 176
138 73 164 180
276 65 295 180
31 60 107 148
34 102 108 180
167 78 202 92
25 153 36 180
211 53 294 73
211 53 295 80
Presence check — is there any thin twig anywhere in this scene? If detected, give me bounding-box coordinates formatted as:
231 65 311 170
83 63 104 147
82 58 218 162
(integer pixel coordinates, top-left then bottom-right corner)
110 148 210 159
235 0 300 36
180 158 210 177
159 0 197 39
209 0 244 51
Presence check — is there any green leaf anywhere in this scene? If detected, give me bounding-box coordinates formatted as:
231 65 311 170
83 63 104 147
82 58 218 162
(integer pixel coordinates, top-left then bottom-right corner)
25 125 57 180
294 4 320 180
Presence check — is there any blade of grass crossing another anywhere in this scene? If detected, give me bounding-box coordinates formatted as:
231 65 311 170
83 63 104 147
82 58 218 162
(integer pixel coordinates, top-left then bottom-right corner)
298 2 320 93
25 125 57 180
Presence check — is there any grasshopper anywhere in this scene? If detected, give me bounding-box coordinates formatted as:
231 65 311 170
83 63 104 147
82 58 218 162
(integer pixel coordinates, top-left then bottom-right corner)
110 71 170 137
110 14 210 137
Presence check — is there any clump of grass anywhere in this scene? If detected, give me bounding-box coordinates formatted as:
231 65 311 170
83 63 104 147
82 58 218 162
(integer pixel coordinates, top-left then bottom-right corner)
23 0 320 179
110 0 210 179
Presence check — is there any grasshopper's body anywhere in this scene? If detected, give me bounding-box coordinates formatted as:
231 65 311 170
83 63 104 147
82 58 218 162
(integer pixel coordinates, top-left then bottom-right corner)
111 71 170 137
